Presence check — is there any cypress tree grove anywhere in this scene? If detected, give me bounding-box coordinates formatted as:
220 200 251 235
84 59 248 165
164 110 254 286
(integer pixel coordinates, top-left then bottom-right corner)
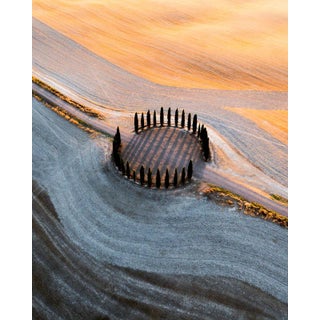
126 161 130 178
141 113 145 129
156 169 161 188
134 112 139 133
173 168 178 187
181 167 186 185
160 107 164 126
197 124 201 138
167 107 171 126
153 110 157 127
175 108 178 127
192 114 197 134
187 160 193 180
133 170 136 182
187 113 191 131
147 110 151 127
140 166 145 185
147 168 152 187
165 168 170 189
181 110 185 128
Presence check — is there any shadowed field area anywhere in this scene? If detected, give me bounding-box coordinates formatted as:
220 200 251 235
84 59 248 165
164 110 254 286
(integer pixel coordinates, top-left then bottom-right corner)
32 97 288 319
121 127 203 181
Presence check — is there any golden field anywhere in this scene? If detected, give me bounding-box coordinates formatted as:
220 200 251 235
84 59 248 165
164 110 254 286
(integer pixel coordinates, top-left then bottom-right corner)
33 0 287 91
226 108 288 144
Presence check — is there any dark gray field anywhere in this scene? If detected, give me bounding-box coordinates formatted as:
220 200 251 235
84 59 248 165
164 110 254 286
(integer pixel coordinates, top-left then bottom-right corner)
33 98 287 319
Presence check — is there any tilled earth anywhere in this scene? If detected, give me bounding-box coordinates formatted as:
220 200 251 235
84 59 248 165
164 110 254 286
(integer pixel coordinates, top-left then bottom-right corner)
32 98 287 319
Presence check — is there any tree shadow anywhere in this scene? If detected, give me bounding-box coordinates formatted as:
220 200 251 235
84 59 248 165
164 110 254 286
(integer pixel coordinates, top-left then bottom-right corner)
121 127 205 182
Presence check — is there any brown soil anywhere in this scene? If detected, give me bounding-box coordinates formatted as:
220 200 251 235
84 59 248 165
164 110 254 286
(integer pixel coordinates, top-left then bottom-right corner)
121 126 204 181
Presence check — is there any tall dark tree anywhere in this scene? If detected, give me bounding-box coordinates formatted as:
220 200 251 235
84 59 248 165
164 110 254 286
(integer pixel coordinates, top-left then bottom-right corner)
113 127 121 157
192 114 197 134
173 168 178 187
200 124 205 140
113 142 120 168
141 113 145 129
187 113 191 130
147 168 152 187
181 110 185 128
181 167 186 185
156 169 161 188
120 158 125 175
134 112 139 133
115 126 121 145
165 168 170 189
140 166 145 185
203 137 210 161
147 110 151 127
197 124 201 138
112 139 118 157
133 170 136 182
201 127 208 142
175 108 179 127
153 110 157 127
160 107 164 126
167 107 171 126
187 160 193 180
126 161 130 178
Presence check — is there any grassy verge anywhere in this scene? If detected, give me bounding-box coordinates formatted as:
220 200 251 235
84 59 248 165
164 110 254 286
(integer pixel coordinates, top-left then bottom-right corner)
202 184 288 228
33 92 103 137
270 193 288 205
32 76 104 120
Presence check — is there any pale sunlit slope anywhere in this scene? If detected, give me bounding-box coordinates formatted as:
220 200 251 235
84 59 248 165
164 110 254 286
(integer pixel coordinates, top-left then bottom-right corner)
225 108 288 144
33 0 287 91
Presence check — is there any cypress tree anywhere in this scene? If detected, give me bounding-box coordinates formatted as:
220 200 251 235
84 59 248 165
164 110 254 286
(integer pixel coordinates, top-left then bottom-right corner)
141 113 145 129
160 107 164 126
187 160 193 180
181 167 186 185
156 169 161 188
187 113 191 130
200 124 205 140
126 161 130 178
203 137 210 161
133 170 136 182
112 135 120 166
115 126 121 145
112 139 117 157
153 110 157 127
192 114 197 134
175 108 178 127
165 168 170 189
134 112 139 133
181 110 185 128
147 110 151 127
140 166 145 185
197 124 201 138
147 168 152 187
173 168 178 187
167 107 171 126
120 158 125 175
